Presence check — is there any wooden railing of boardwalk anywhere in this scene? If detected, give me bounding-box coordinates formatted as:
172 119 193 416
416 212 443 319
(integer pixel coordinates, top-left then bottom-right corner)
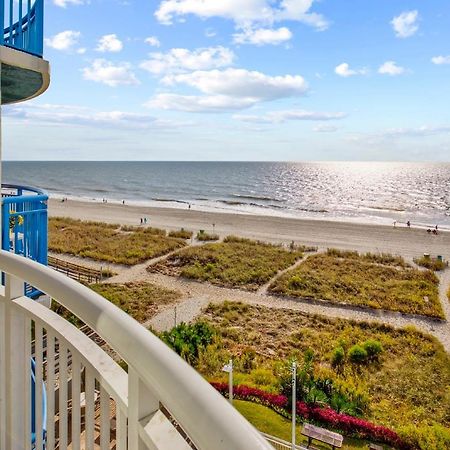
48 255 103 284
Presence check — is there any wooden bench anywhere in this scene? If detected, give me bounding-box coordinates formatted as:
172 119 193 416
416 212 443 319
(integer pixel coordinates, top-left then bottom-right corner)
301 423 343 450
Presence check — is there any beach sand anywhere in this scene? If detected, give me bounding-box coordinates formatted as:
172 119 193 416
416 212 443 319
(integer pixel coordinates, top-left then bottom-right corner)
49 198 450 260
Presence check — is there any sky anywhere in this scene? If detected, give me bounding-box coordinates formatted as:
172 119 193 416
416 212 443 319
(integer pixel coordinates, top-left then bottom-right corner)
3 0 450 161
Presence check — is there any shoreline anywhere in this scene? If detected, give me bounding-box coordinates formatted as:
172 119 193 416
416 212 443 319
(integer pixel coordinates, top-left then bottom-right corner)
49 198 450 260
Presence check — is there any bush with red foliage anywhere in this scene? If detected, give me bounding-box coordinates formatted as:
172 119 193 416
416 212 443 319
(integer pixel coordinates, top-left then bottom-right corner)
211 382 410 449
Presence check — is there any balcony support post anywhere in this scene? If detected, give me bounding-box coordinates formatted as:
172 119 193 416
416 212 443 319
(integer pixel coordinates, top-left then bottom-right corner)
128 367 159 450
1 274 31 450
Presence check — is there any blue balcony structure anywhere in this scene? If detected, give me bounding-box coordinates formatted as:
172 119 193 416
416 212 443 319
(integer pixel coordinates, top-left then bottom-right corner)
1 184 48 296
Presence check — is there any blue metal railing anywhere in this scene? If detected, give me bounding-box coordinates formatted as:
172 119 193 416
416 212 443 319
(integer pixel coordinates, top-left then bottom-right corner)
1 0 43 57
2 184 48 297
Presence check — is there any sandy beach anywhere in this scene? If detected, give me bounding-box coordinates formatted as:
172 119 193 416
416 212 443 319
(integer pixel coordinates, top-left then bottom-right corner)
49 198 450 260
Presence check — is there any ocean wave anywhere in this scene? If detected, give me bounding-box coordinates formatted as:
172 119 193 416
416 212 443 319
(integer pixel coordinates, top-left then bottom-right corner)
232 194 282 202
152 198 189 204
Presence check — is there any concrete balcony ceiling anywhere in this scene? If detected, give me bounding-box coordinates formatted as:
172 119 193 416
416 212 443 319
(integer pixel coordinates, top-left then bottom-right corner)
0 45 50 104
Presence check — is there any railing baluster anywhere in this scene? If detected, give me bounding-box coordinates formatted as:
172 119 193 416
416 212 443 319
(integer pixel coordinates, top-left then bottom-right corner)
116 407 128 450
35 322 44 450
46 331 56 450
18 0 23 47
100 386 110 449
71 355 82 450
58 340 68 449
85 367 96 450
9 0 13 44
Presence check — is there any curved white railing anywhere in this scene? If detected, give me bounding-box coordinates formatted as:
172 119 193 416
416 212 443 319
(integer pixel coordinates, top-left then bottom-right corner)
0 250 273 450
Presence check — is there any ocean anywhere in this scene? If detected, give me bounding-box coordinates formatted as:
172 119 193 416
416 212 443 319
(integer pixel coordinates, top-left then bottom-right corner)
4 161 450 228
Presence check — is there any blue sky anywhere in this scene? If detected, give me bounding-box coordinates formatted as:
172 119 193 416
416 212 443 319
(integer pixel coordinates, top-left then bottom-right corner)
4 0 450 161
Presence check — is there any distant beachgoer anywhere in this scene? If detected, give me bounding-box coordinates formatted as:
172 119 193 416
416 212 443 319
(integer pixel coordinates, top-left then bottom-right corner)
188 204 191 210
407 220 411 228
433 229 438 235
144 217 147 224
435 225 438 231
427 229 431 234
393 221 396 228
140 218 143 225
122 200 125 205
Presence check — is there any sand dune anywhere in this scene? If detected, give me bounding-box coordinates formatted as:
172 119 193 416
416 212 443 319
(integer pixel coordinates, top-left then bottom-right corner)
49 198 450 260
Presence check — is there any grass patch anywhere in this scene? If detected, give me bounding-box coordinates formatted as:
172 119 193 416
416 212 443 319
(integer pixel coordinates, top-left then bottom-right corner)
49 217 186 265
168 228 193 239
90 282 181 322
235 400 367 450
414 256 447 271
196 231 220 241
149 235 303 291
269 249 443 318
200 302 450 435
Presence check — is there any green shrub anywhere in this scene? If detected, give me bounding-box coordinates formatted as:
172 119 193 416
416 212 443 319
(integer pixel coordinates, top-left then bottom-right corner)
348 345 368 363
414 256 447 271
160 322 215 365
331 346 345 367
399 423 450 450
363 339 383 360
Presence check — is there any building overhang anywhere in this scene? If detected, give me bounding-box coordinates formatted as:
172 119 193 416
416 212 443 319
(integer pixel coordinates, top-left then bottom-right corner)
0 45 50 104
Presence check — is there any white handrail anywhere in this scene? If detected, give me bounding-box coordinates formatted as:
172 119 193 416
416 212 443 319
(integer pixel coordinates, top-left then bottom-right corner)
0 250 273 450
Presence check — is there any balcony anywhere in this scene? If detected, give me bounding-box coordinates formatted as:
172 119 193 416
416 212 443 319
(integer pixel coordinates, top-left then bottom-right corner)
0 0 49 104
0 250 274 449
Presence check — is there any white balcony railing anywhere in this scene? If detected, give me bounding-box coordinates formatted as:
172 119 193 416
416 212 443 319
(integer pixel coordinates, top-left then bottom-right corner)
0 250 273 450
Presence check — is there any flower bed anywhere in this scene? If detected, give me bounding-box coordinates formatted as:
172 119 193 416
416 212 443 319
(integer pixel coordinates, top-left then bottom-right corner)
211 382 409 449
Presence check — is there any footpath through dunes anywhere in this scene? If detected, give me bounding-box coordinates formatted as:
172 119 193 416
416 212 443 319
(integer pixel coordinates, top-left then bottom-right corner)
47 215 450 352
49 198 450 260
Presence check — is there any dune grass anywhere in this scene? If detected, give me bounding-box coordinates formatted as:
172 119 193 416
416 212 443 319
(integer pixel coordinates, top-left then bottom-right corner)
269 249 443 318
234 400 367 449
149 236 304 291
49 217 186 265
414 255 447 271
200 301 450 436
168 228 193 239
90 282 181 322
53 281 181 325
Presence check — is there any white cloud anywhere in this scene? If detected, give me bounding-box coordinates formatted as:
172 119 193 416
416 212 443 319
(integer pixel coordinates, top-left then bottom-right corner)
335 63 367 77
145 36 161 47
233 27 292 46
155 0 329 31
96 34 123 53
3 103 185 130
313 124 338 132
44 30 81 51
234 110 346 124
146 93 256 112
378 61 405 76
82 59 139 87
163 68 307 99
53 0 84 7
431 55 450 65
384 125 450 138
391 10 419 38
77 48 87 54
205 28 217 38
140 46 234 75
149 68 308 112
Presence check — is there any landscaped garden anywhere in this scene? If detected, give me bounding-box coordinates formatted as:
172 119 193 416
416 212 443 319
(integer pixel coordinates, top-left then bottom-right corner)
159 301 450 449
269 249 443 318
49 217 186 265
148 236 305 291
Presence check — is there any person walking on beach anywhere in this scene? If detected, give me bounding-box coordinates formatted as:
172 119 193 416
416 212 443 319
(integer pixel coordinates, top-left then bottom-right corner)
140 218 143 225
407 220 411 228
144 217 147 224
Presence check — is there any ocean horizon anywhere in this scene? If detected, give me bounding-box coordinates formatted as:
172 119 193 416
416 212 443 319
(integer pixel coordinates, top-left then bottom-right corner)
4 161 450 228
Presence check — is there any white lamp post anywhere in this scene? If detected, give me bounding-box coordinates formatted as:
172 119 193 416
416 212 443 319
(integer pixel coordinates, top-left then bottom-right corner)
291 360 297 450
222 359 233 404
